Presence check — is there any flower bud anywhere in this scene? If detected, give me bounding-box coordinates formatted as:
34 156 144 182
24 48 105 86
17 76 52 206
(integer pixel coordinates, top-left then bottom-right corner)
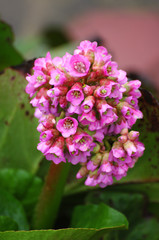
128 131 139 141
91 153 102 165
123 140 136 156
102 151 109 163
92 143 101 154
77 166 89 178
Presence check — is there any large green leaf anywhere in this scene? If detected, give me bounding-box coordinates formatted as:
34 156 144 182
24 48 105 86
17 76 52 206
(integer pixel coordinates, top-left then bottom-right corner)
125 218 159 240
0 206 128 240
0 216 18 231
0 69 43 172
71 203 128 229
107 182 159 218
0 168 33 198
0 168 42 199
22 175 43 218
85 191 144 226
109 182 159 203
0 168 43 219
0 21 23 71
0 228 116 240
0 188 29 230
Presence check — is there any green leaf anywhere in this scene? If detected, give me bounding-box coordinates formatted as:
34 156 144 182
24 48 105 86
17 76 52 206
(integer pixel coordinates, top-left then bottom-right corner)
0 210 128 240
0 168 42 199
0 69 43 172
125 218 159 240
71 203 128 230
22 175 43 219
0 21 23 70
148 202 159 219
0 216 18 231
109 182 159 203
85 191 144 226
0 188 29 230
108 183 159 218
0 168 43 219
0 168 33 198
70 203 128 240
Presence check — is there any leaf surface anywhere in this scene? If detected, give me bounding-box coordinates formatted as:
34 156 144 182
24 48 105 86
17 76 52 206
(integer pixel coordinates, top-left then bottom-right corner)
71 203 128 230
0 69 42 172
0 188 29 230
0 216 18 231
0 21 23 71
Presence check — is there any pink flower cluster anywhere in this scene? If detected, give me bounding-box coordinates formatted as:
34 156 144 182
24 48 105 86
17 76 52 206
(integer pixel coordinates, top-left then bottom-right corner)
26 40 145 187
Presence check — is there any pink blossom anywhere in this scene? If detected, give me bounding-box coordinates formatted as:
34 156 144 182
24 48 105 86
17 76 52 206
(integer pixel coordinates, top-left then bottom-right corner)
33 52 52 71
50 69 67 86
135 142 145 157
78 110 96 126
74 40 97 57
65 54 91 77
73 132 93 152
81 96 95 113
26 40 144 189
109 82 126 99
37 141 51 154
56 117 78 138
26 71 47 97
97 101 118 126
66 84 84 106
100 162 112 173
47 86 68 98
94 85 112 98
93 46 111 69
93 128 106 142
85 176 98 187
117 70 127 84
45 154 66 164
112 145 125 158
66 151 88 165
125 96 138 108
126 80 142 98
40 130 53 142
67 104 82 115
98 174 113 188
87 160 98 171
66 137 76 154
104 61 118 77
45 136 65 157
82 84 94 96
52 56 63 67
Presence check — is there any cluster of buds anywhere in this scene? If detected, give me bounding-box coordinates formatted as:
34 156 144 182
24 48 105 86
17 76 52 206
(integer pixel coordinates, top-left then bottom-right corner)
77 128 145 187
26 40 145 187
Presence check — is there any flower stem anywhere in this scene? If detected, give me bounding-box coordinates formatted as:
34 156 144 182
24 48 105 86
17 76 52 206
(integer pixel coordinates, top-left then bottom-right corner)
32 161 70 229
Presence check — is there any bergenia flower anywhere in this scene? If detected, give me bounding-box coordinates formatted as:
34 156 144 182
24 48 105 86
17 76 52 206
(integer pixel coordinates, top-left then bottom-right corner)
66 84 84 106
65 54 91 77
26 40 145 188
56 117 78 138
50 69 67 86
73 132 93 152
